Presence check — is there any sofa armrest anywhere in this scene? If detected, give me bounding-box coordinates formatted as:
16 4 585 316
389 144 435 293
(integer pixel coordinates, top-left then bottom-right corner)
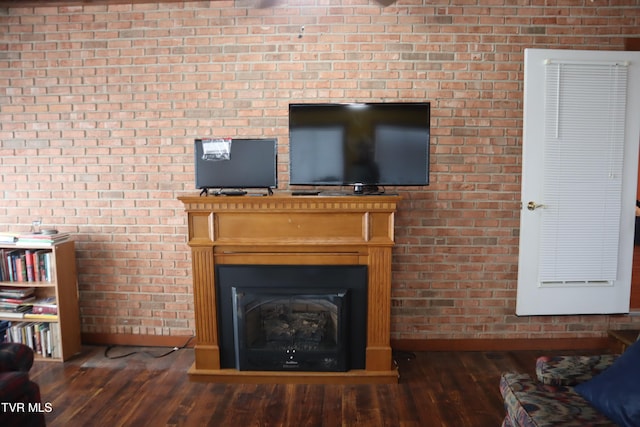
0 371 45 427
0 372 36 402
0 343 34 373
535 354 618 386
499 372 615 427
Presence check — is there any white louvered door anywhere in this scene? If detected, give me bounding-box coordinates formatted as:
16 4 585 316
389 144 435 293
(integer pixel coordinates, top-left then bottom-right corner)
517 48 640 315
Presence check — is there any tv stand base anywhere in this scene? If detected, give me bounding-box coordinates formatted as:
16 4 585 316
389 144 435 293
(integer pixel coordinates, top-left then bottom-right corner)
353 183 379 194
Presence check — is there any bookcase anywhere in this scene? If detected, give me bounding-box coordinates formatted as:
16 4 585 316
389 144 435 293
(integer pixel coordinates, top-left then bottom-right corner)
0 239 81 362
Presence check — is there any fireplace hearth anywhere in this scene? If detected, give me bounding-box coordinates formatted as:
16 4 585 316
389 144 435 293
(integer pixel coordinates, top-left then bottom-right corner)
217 265 367 372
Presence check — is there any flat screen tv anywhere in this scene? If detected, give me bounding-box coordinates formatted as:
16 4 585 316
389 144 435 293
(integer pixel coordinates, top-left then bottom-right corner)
194 138 277 195
289 102 430 193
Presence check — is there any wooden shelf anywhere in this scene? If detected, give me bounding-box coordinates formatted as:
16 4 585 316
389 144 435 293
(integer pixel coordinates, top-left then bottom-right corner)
0 281 56 288
0 240 81 361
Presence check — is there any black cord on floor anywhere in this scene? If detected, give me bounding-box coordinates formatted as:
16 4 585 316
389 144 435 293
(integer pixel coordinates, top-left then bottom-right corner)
104 335 195 360
393 350 416 362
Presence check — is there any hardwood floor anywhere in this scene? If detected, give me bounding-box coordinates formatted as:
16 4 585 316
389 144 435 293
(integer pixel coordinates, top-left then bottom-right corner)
28 345 602 427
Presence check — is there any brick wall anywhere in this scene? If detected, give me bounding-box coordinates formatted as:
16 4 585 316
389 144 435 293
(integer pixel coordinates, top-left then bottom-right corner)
1 0 639 344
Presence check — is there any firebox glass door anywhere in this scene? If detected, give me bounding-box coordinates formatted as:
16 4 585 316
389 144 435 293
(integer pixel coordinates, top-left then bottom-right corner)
232 288 349 372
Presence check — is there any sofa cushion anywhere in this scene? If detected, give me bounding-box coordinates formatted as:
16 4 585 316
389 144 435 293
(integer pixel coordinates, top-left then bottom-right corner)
536 354 618 386
575 339 640 427
500 372 616 427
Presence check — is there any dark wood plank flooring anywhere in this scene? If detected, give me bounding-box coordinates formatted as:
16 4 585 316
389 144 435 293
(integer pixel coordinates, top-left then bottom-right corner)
28 345 604 427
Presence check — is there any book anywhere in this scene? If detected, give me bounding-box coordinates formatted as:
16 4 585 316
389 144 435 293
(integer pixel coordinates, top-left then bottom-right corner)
24 250 34 282
0 233 18 244
0 295 35 305
33 323 42 354
32 250 44 283
0 320 9 342
4 250 19 281
25 323 34 349
0 286 36 320
46 326 53 357
23 313 58 321
43 253 52 282
30 297 57 315
0 286 36 298
0 249 52 283
15 232 70 247
29 250 50 282
0 311 25 319
18 232 69 241
47 322 62 358
14 254 24 282
0 301 32 318
0 249 11 281
5 321 58 358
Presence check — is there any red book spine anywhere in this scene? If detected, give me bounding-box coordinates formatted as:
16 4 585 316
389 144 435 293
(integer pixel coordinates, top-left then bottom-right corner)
32 251 40 283
15 256 24 282
31 305 57 315
0 297 30 304
25 251 34 282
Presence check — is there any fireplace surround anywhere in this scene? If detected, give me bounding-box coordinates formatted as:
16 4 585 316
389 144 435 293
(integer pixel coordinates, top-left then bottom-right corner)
178 194 401 384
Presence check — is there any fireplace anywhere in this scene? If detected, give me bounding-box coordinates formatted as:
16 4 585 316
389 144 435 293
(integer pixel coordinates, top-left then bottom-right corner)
178 194 400 384
217 265 368 372
233 288 347 371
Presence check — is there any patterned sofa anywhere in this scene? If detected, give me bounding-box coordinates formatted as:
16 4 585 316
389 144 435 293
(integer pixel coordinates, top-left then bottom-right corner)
0 343 46 427
500 339 640 427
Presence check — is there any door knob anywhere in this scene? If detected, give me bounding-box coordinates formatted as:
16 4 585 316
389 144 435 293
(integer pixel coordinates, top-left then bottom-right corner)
527 201 545 211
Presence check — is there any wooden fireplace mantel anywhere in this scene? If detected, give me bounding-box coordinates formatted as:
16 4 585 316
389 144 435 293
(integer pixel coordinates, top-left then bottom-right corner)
178 193 401 384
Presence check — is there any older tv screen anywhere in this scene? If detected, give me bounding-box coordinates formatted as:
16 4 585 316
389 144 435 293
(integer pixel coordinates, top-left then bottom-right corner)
194 138 277 191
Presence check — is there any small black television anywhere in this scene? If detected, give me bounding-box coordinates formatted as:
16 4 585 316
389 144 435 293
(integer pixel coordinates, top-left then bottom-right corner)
194 138 277 195
289 102 430 193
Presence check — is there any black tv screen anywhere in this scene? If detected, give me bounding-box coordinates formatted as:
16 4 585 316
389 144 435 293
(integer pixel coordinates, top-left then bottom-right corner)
194 138 277 191
289 102 430 189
